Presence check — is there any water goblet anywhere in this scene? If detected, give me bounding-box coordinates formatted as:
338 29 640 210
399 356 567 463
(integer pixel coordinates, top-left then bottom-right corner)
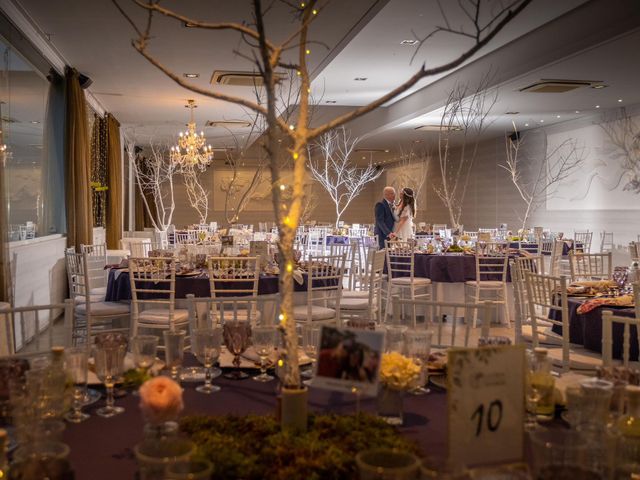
251 326 277 382
64 347 90 423
192 328 222 393
384 325 406 353
163 330 186 382
403 330 432 395
223 321 252 380
132 335 159 376
94 338 127 418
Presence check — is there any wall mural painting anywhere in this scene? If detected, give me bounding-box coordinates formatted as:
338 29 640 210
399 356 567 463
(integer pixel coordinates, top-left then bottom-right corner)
546 110 640 211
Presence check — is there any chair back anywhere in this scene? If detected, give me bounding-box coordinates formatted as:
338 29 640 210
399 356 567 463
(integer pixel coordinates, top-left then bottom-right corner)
385 240 416 280
569 252 612 281
524 272 570 372
207 256 260 297
574 231 593 253
175 231 198 245
0 300 74 356
601 310 640 368
186 294 278 333
82 249 108 292
510 256 544 344
307 227 329 257
302 254 346 323
629 241 639 262
550 239 566 276
348 227 368 238
329 242 355 288
65 250 84 300
540 239 553 256
128 257 178 325
600 231 614 253
391 297 497 348
473 254 509 284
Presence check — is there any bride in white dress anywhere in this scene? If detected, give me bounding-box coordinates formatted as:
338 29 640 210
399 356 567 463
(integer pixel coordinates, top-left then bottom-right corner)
393 187 415 240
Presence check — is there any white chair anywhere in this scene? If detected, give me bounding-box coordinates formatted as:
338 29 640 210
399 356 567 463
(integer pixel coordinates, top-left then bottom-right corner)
391 298 497 348
464 254 510 328
574 231 593 253
207 256 261 324
293 253 346 326
524 271 600 373
568 252 612 281
80 243 108 298
307 227 329 257
600 232 614 253
549 238 567 276
175 230 198 245
186 294 278 335
348 227 368 238
128 257 188 341
0 300 74 356
510 255 548 345
337 249 386 328
629 241 639 262
601 310 639 368
384 240 433 322
72 252 130 344
328 241 355 289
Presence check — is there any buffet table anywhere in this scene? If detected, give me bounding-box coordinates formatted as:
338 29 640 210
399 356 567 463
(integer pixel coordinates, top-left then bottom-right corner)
62 367 447 480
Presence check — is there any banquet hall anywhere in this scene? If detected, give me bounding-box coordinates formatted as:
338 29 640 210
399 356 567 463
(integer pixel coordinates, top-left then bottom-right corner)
0 0 639 478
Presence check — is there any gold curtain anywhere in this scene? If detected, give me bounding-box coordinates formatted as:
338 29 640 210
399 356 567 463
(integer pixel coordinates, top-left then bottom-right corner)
106 114 123 248
64 67 93 248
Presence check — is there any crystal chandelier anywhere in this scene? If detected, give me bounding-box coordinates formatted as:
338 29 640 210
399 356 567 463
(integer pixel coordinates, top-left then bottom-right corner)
170 99 213 171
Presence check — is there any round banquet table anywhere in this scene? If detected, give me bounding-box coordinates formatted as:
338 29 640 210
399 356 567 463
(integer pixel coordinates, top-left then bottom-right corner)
391 253 513 283
62 357 447 480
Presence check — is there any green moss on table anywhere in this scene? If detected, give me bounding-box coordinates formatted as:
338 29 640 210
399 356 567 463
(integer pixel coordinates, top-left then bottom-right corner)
179 414 420 480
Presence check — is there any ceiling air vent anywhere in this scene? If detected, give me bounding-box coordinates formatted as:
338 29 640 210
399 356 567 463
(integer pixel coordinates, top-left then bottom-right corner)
210 70 285 87
206 120 253 128
519 79 603 93
414 125 462 132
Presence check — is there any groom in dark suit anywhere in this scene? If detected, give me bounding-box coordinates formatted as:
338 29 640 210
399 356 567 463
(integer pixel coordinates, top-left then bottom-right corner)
374 186 397 249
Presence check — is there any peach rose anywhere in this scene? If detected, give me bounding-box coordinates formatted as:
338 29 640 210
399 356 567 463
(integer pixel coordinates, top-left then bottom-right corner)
139 376 184 424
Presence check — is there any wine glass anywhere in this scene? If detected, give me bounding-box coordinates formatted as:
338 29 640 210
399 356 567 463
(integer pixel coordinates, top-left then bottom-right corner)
223 321 252 380
94 341 127 418
301 324 321 380
132 335 158 375
251 326 277 382
64 347 90 423
163 330 186 382
192 328 222 393
403 330 433 395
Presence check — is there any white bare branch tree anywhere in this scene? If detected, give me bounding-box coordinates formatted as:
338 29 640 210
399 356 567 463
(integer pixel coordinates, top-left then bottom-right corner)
599 108 640 194
308 127 382 227
434 74 498 230
390 147 431 201
127 134 176 234
500 125 586 232
182 165 209 224
114 0 531 390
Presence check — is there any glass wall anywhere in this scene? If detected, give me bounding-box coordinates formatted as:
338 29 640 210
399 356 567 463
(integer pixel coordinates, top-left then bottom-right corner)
0 35 49 240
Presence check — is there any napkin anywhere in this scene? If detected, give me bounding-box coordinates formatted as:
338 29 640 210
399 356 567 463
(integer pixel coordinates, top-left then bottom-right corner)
576 294 634 314
293 268 304 285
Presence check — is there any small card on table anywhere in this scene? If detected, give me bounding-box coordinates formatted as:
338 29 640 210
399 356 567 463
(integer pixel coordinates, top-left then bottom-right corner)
447 345 525 468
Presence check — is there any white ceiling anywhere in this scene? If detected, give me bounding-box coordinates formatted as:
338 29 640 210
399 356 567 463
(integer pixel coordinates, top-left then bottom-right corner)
5 0 640 160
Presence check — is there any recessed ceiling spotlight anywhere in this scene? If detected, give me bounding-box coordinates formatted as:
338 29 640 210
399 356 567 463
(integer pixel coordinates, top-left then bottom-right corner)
361 156 366 160
413 139 423 143
556 115 561 118
591 84 608 89
325 100 337 104
540 120 544 123
595 105 600 108
505 111 519 115
618 99 623 102
384 149 390 153
400 39 419 46
183 73 199 78
354 77 367 81
30 121 40 124
575 110 580 114
524 123 529 127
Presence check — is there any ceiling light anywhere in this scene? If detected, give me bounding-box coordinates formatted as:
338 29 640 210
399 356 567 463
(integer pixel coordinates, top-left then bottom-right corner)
384 149 390 153
556 115 561 118
30 121 40 124
354 77 367 81
325 100 337 104
540 120 544 123
618 99 623 102
575 110 580 114
170 99 213 172
400 39 419 46
595 105 600 108
183 73 199 78
590 84 608 89
361 156 366 160
524 123 529 127
415 124 462 132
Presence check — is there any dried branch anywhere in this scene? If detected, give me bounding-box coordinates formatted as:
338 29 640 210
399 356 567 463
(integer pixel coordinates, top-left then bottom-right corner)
389 147 431 202
182 166 209 224
599 108 640 193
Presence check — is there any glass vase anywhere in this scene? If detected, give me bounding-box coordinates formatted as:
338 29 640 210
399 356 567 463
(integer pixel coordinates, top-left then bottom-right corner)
135 421 194 480
377 386 404 426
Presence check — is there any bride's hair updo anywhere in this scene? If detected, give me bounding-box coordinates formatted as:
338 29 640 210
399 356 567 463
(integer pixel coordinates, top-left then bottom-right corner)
400 187 416 216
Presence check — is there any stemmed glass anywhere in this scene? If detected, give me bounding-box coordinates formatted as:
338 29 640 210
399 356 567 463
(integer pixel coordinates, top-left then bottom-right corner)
301 324 321 380
223 321 252 380
64 347 90 423
251 326 277 382
132 335 158 394
403 330 433 395
163 330 186 382
94 335 127 418
192 328 222 393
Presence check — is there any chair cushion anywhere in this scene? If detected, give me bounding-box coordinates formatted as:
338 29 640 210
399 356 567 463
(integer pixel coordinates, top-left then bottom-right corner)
74 293 105 304
91 286 107 295
138 308 189 324
342 290 369 298
338 297 371 310
292 305 337 321
465 281 505 288
390 277 431 285
76 301 130 316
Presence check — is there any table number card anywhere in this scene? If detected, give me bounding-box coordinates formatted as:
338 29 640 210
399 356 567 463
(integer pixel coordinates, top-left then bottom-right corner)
447 345 525 467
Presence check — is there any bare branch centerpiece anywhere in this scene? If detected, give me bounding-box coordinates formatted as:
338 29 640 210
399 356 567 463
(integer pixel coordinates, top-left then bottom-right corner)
113 0 532 429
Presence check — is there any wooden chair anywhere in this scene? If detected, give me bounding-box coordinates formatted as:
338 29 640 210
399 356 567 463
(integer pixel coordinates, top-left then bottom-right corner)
128 257 188 342
80 243 108 298
0 300 74 356
175 231 198 245
524 271 600 373
569 252 612 281
510 255 546 345
601 310 640 368
328 241 355 289
207 256 261 324
292 253 346 326
464 254 510 328
600 231 614 253
574 231 593 253
384 240 433 322
629 241 639 262
391 297 497 348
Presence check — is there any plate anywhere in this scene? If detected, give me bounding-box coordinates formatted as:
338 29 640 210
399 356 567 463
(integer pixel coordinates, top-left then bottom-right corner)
180 366 222 382
429 375 447 390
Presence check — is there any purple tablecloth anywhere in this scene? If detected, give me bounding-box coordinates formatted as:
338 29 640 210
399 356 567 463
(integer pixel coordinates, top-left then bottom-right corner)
105 270 318 302
551 297 638 361
388 254 512 283
62 358 447 480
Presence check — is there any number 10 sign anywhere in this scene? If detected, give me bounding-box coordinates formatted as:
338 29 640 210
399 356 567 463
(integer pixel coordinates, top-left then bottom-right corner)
447 345 525 467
